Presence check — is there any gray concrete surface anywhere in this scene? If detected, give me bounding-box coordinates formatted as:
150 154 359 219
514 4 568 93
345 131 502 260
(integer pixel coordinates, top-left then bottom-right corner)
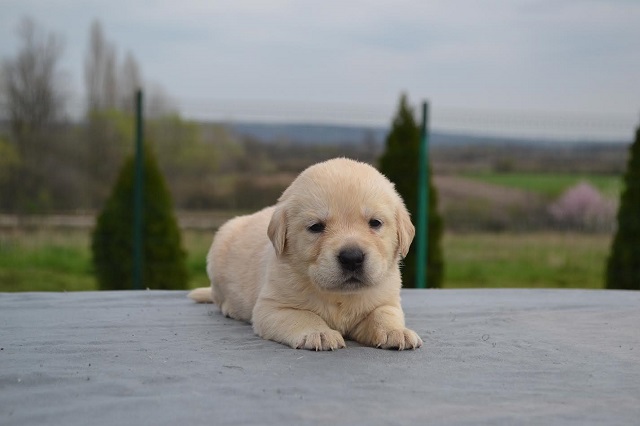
1 289 638 425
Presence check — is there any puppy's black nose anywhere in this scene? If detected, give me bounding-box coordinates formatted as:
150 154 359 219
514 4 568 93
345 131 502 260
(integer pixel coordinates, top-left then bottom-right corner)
338 247 365 272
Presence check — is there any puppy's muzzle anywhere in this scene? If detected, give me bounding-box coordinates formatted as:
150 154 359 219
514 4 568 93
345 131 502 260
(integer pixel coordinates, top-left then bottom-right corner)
338 246 365 272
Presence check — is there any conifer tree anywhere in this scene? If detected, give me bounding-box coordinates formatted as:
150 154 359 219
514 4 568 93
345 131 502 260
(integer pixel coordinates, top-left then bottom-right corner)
92 146 188 290
606 123 640 290
379 94 444 288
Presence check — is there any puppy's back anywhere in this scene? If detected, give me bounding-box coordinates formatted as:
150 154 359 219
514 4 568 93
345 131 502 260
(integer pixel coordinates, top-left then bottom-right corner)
206 206 275 321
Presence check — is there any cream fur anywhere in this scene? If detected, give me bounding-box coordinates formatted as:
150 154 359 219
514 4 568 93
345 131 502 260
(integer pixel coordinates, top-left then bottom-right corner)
188 158 422 351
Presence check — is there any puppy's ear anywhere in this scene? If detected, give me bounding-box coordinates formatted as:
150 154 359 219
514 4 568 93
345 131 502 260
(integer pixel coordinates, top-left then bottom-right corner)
267 205 287 257
396 204 415 258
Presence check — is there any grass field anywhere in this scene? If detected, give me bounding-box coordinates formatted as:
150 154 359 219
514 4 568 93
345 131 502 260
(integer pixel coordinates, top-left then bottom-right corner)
0 229 213 292
463 172 622 199
0 229 97 292
0 228 611 292
443 232 610 288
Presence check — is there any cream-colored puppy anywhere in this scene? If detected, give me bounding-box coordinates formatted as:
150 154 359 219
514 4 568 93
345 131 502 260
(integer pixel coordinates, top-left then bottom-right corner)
189 158 422 351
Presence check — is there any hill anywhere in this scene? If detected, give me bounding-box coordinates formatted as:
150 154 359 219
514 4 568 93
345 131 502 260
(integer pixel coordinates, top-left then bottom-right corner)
225 121 628 148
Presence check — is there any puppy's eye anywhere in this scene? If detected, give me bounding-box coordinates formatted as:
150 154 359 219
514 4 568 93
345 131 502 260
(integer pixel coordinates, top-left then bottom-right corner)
369 219 383 229
308 222 326 233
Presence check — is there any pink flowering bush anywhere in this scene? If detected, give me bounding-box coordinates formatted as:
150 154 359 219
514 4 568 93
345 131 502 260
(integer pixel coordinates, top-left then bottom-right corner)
548 182 617 231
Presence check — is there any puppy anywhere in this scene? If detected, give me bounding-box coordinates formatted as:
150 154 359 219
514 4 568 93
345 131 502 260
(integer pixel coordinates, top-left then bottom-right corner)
189 158 422 351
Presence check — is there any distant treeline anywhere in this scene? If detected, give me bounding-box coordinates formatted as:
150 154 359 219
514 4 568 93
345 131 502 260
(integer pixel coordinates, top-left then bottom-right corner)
232 121 630 175
432 142 628 175
0 114 386 213
0 114 629 216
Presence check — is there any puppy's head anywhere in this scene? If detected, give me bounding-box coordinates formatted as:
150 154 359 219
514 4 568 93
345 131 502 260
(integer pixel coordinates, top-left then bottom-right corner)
267 158 414 293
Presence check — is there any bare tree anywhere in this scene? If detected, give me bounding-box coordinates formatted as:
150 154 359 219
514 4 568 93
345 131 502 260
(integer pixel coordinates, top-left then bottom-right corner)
81 19 180 209
84 19 177 118
119 51 142 114
1 17 66 138
83 20 129 208
0 17 67 212
85 20 118 113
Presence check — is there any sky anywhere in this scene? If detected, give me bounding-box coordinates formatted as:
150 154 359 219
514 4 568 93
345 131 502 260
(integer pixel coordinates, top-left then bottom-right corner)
1 0 639 139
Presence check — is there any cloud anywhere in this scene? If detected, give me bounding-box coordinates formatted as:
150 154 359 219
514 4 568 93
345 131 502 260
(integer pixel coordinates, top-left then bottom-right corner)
1 0 639 137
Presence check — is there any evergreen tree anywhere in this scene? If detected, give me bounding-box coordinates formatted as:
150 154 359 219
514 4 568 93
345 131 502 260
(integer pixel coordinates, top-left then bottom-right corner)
92 146 188 290
379 94 444 288
606 123 640 290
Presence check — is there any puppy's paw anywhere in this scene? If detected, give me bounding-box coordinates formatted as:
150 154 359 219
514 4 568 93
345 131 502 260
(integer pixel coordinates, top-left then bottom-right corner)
372 328 423 350
295 329 346 351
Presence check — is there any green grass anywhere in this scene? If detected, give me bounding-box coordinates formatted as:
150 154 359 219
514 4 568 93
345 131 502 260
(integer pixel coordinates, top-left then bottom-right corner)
463 172 622 199
0 229 213 292
442 232 611 289
0 228 612 292
0 230 97 292
183 230 213 289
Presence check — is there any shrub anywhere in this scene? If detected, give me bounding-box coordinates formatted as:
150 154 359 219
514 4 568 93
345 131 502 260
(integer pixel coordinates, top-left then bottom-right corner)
606 124 640 290
92 146 188 290
379 94 444 288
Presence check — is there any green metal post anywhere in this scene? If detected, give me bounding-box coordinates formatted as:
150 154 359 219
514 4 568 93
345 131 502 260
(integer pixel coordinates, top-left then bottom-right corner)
415 101 429 289
132 90 144 290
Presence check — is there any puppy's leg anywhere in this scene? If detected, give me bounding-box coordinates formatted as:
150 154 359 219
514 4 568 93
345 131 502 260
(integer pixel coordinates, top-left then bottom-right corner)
253 301 346 351
351 305 422 350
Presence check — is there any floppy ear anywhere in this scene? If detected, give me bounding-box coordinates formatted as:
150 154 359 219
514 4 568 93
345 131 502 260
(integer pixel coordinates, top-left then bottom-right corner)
267 204 287 257
396 203 415 258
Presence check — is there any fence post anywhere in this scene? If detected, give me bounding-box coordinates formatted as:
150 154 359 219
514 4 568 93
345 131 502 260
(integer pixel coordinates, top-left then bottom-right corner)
416 101 430 289
132 89 144 290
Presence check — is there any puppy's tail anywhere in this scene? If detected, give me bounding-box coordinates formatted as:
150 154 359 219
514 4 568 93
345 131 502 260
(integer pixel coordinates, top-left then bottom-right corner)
187 287 214 303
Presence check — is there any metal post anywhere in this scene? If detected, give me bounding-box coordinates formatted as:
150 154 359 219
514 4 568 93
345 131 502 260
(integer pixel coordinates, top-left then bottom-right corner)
416 101 430 289
132 90 144 290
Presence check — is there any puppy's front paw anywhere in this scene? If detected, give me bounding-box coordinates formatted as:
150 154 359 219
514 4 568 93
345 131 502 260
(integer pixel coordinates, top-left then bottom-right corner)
373 328 423 350
295 329 346 351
